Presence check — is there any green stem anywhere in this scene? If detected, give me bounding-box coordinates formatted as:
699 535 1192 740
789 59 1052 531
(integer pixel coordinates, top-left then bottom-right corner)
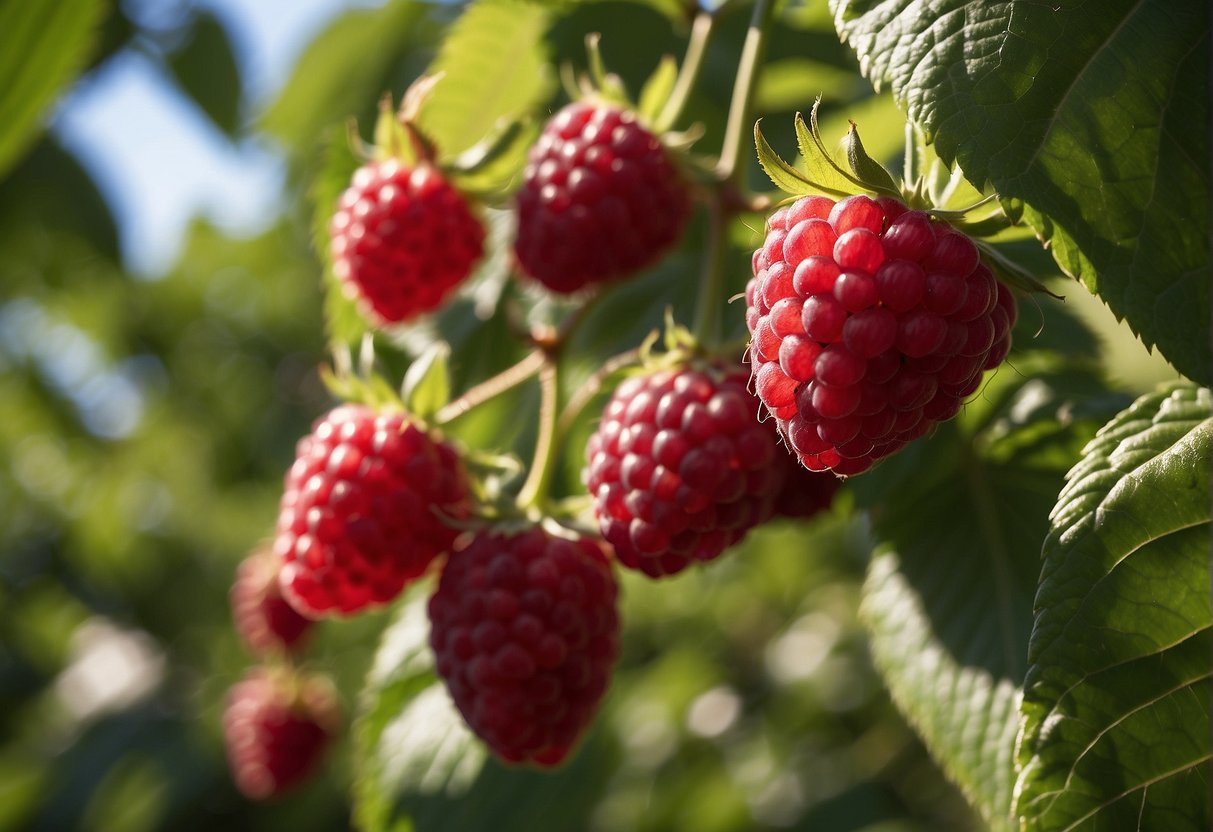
433 349 545 426
517 360 560 512
657 10 716 131
555 345 644 438
691 0 775 350
716 0 776 185
691 199 729 349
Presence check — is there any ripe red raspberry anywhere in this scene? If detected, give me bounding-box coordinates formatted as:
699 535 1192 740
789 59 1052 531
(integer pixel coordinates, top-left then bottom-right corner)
231 549 313 656
585 363 826 578
428 525 620 766
223 668 339 800
746 194 1017 476
274 405 471 617
513 101 691 293
330 159 484 324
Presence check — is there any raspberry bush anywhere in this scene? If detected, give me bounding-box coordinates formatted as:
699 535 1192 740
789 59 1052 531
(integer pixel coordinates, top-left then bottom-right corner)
281 2 1211 828
6 1 1207 831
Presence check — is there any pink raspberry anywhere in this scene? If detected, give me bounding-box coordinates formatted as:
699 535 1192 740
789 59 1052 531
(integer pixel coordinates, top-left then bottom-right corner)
513 101 691 293
231 549 313 656
747 194 1016 476
223 668 339 800
428 525 620 766
274 405 470 617
585 362 835 577
330 159 484 324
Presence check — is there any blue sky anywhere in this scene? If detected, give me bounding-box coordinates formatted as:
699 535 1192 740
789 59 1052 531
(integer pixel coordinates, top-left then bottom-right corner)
54 0 383 275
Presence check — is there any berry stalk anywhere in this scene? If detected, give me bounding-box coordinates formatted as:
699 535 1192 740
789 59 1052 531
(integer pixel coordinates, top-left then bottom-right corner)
691 199 730 348
434 348 545 425
656 10 717 132
516 359 561 513
716 0 776 186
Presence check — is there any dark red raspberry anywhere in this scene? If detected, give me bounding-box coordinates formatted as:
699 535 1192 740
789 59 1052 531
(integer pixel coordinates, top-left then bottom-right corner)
428 525 620 766
231 549 313 656
747 194 1016 476
513 101 691 293
274 405 470 617
585 363 823 578
330 159 484 324
223 668 339 800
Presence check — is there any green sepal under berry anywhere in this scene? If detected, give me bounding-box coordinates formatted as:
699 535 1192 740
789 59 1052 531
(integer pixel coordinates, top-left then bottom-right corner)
400 341 452 423
371 81 438 168
756 99 901 201
321 337 408 415
757 105 1058 300
561 33 704 157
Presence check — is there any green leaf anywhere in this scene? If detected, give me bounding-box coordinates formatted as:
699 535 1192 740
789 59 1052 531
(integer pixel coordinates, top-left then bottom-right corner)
854 356 1128 829
637 55 677 129
310 127 370 351
401 342 452 422
417 0 555 158
261 2 428 155
448 119 539 196
754 120 817 196
830 0 1211 384
166 10 242 137
353 590 487 832
1015 384 1212 832
0 0 107 179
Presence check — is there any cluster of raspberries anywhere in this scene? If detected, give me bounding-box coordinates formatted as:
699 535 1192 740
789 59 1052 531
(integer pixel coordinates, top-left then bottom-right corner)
226 96 1017 794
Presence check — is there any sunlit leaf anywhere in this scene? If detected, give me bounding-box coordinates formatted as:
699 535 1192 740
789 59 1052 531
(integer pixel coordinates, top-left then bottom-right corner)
0 0 107 178
855 355 1128 828
1015 384 1212 831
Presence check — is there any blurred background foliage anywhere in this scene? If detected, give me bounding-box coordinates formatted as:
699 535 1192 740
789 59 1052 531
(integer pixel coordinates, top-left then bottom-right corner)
0 1 1179 830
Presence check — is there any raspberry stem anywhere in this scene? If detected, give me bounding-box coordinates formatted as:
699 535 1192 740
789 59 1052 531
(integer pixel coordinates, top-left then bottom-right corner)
716 0 776 186
690 0 776 349
433 348 546 425
691 199 729 348
517 359 560 512
555 345 645 438
656 10 716 132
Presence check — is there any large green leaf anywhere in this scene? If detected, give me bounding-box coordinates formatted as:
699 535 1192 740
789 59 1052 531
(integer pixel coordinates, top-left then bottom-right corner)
166 10 242 137
416 0 554 157
0 0 108 179
854 355 1128 829
829 0 1211 384
353 590 483 832
1015 384 1211 832
260 1 428 155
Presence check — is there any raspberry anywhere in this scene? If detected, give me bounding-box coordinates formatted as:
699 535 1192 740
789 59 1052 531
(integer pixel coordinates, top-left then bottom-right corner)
223 668 339 800
231 549 313 656
274 405 470 617
330 159 484 324
513 101 691 293
585 363 804 577
747 194 1016 476
428 525 620 766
